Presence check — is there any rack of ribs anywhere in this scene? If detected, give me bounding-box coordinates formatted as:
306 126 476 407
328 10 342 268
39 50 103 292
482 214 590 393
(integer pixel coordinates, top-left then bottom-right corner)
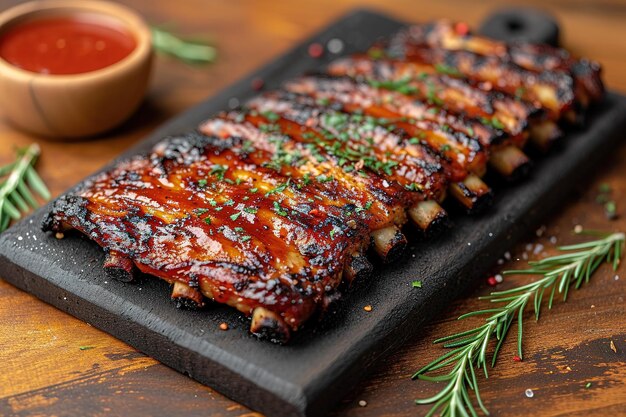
42 19 604 343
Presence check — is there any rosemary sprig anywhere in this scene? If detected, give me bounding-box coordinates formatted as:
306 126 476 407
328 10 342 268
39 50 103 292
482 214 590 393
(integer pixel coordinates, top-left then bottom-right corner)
0 144 50 232
151 27 217 64
413 230 625 417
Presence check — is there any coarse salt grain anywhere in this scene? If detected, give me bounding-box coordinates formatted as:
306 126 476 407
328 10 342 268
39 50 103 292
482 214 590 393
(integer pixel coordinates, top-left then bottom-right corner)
358 400 367 407
574 224 583 234
525 388 534 398
228 97 239 109
494 274 503 283
327 38 344 54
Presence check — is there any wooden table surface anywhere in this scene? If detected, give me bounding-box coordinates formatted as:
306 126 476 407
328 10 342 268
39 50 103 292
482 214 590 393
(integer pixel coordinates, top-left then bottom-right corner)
1 0 625 416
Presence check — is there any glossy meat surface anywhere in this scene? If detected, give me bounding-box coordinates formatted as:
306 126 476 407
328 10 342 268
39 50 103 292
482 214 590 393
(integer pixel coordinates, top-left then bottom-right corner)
284 75 488 180
43 133 372 341
389 20 604 106
327 55 535 147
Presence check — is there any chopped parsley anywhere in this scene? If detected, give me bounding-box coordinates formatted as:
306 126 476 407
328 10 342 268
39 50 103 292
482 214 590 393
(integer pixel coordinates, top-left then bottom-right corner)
368 77 419 95
230 212 241 221
197 179 208 188
265 180 290 196
243 207 258 214
405 183 422 191
412 280 422 288
262 110 280 122
273 201 288 216
434 63 462 77
210 164 228 180
316 174 334 183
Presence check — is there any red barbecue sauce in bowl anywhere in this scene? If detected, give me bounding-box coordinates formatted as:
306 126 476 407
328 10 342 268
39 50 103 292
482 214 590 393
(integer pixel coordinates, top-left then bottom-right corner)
0 16 136 75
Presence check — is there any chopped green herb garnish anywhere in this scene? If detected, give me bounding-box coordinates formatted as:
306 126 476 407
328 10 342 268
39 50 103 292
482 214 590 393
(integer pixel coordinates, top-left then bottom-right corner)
317 174 334 183
230 212 241 221
367 47 385 60
273 201 288 216
434 63 462 77
411 280 422 288
240 235 252 242
204 217 212 225
79 346 95 351
599 183 612 193
265 181 290 196
210 164 228 180
262 110 280 122
368 77 419 95
197 179 208 188
193 208 209 216
223 199 235 206
243 207 258 214
405 183 422 191
605 200 618 219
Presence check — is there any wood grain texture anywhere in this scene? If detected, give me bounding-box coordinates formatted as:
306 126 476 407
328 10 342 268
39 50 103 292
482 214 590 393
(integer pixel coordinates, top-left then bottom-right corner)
0 1 625 416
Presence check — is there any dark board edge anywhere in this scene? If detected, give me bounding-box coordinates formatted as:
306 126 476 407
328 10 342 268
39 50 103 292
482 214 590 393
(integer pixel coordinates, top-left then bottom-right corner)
1 8 626 417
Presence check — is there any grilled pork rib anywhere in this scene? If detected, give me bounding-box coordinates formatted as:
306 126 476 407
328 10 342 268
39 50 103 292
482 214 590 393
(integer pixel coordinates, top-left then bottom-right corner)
43 19 604 342
44 133 373 343
387 20 604 108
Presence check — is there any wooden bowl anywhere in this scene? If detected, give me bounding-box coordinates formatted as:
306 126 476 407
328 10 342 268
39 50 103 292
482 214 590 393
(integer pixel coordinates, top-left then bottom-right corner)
0 0 153 139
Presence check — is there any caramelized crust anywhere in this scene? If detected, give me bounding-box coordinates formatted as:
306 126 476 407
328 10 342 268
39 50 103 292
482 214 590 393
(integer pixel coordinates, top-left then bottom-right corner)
327 55 534 148
390 20 604 107
199 115 409 231
43 133 372 342
386 43 576 119
284 75 487 181
244 91 447 201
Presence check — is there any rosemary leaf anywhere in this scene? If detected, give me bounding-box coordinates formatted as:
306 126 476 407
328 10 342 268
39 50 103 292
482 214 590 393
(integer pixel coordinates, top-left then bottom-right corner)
151 27 217 64
414 230 625 417
0 144 50 233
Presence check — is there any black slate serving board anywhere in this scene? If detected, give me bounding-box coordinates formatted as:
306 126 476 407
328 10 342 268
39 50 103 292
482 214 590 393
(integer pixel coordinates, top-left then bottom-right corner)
1 9 626 417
